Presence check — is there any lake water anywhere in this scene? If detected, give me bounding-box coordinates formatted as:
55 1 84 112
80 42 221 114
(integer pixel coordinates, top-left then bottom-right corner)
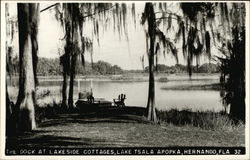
77 80 223 112
8 75 224 112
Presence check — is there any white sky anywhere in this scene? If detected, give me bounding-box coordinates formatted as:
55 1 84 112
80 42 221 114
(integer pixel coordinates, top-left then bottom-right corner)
7 2 215 70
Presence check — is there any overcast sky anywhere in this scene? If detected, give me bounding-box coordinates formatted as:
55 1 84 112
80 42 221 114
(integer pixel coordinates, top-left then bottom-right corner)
6 2 214 70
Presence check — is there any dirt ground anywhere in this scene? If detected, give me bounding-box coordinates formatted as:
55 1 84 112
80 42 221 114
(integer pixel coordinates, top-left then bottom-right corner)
6 107 245 148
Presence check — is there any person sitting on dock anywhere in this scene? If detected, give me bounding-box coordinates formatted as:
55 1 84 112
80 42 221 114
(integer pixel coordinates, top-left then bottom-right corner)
113 94 126 107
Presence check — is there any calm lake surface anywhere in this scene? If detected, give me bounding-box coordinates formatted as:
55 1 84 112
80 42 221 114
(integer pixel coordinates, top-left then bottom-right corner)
77 80 223 112
29 75 223 112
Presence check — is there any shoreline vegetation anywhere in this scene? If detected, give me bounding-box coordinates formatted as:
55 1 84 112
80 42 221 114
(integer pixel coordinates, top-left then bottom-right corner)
7 73 220 82
7 73 221 91
161 83 222 90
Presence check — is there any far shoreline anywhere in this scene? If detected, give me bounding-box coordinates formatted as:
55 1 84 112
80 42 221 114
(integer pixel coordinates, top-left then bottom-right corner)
35 73 220 82
7 73 221 88
161 83 222 91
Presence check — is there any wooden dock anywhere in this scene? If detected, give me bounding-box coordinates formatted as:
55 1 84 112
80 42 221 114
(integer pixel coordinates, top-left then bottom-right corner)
76 98 112 112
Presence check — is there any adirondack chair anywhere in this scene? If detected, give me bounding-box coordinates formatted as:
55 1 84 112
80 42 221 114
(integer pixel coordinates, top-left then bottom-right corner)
87 94 95 104
113 94 126 107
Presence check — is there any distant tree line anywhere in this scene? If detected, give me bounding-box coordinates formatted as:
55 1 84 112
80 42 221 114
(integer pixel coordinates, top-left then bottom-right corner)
10 56 219 76
144 63 220 74
10 57 124 76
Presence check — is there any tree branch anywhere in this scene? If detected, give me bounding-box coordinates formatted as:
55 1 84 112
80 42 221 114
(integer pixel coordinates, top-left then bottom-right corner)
40 3 59 13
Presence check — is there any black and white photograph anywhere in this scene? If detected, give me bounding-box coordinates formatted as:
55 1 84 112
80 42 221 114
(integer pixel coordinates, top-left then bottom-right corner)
1 1 249 159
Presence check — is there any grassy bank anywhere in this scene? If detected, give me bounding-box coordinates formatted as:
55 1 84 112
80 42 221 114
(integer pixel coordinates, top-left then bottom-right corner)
161 83 222 90
156 109 243 131
34 103 243 131
7 104 245 148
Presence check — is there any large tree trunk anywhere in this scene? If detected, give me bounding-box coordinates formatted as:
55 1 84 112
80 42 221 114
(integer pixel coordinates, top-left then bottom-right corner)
229 27 245 122
6 89 12 123
68 16 78 109
230 95 245 123
68 53 77 108
61 54 69 109
147 49 157 122
146 3 157 122
62 69 68 109
6 89 13 136
16 3 39 131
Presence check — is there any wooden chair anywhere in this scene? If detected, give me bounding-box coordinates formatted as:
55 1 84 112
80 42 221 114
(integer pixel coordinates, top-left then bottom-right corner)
113 94 126 107
87 95 95 104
